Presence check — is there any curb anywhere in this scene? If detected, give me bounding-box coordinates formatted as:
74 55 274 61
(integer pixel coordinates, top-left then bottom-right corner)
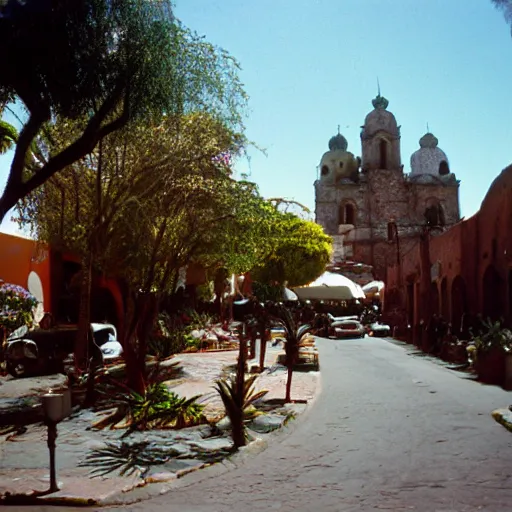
492 407 512 433
0 354 322 507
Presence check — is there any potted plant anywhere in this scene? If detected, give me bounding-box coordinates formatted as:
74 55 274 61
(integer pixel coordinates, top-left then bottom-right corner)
470 319 512 386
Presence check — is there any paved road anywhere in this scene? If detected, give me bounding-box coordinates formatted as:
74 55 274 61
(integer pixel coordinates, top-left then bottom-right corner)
14 337 512 511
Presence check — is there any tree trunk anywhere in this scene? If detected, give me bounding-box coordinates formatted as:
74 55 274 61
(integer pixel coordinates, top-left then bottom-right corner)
232 323 247 448
135 294 159 377
285 349 298 403
121 293 159 395
120 295 146 395
74 253 93 372
249 327 257 359
285 364 294 403
259 325 268 372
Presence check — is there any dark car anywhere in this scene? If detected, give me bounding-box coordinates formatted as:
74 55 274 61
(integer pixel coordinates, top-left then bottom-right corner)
5 323 122 378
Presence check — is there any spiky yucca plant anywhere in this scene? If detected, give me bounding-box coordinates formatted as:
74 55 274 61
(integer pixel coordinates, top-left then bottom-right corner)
270 304 316 402
214 374 268 448
214 322 268 448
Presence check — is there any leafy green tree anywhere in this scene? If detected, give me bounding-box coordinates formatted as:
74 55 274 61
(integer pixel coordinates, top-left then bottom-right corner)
0 119 17 155
251 213 332 287
16 112 255 391
0 0 246 222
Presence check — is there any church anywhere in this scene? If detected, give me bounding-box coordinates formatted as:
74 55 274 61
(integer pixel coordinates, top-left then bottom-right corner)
314 93 461 280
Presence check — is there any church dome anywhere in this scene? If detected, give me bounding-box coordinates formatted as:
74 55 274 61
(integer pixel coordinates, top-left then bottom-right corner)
319 132 359 184
361 95 399 138
410 131 450 177
329 133 348 152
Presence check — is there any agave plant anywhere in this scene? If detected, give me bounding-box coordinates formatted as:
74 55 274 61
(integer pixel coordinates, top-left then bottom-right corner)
214 321 268 448
214 373 268 449
94 379 205 436
269 303 317 403
472 318 512 354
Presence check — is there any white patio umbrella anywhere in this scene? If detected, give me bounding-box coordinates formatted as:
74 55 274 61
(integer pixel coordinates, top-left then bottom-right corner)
283 287 298 301
293 272 366 301
362 280 385 296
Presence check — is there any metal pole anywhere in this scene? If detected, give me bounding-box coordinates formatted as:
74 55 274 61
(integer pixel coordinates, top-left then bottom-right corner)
46 421 59 493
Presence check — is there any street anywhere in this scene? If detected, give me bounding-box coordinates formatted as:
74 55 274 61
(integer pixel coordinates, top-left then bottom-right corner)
12 337 512 512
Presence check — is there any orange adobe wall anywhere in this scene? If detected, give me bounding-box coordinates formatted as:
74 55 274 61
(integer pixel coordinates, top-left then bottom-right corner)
0 232 52 313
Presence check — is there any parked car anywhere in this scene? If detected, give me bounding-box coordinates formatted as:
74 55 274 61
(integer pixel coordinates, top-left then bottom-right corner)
5 323 123 378
331 319 366 339
366 322 391 337
328 313 359 323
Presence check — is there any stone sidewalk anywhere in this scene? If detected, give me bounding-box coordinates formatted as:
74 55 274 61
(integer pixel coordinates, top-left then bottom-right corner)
0 342 319 506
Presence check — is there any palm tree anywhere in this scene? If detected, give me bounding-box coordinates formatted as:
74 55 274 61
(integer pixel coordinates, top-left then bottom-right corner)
270 304 316 403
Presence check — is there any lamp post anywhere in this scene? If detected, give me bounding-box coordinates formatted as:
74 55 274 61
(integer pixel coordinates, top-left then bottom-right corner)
41 389 71 493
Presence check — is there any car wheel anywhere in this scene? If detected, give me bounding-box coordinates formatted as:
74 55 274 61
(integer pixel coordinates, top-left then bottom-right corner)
7 361 26 378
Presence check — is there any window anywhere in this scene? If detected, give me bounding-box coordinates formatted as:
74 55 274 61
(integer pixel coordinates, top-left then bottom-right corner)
338 203 355 225
424 203 445 227
321 165 329 176
379 139 388 169
344 204 355 224
387 222 395 242
439 160 450 175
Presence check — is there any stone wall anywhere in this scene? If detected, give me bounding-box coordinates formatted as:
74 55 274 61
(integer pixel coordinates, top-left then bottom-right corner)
315 163 460 281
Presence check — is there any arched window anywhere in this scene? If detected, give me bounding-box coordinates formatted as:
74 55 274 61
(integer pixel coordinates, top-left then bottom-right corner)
321 165 329 176
379 139 388 169
345 204 355 224
483 265 505 320
439 160 450 175
424 203 445 227
339 203 355 225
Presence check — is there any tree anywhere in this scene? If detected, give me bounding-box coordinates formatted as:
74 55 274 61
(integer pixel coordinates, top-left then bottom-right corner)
0 0 246 222
0 119 17 155
16 112 255 391
251 213 332 287
492 1 512 35
269 304 316 403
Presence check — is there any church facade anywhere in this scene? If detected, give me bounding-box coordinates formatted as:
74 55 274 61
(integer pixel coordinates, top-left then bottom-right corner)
314 94 461 280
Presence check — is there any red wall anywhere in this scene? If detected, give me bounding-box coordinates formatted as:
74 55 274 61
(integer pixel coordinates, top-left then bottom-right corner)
386 164 512 331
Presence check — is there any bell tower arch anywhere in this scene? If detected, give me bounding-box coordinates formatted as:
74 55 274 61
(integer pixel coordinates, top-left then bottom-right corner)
360 94 401 172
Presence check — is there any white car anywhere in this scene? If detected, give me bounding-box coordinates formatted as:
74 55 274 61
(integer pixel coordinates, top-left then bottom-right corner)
91 323 123 360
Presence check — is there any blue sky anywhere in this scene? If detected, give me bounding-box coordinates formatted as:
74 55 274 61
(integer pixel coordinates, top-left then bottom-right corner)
1 0 512 235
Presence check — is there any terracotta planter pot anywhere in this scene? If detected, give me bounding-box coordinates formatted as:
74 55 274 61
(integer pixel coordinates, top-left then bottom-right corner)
475 346 506 385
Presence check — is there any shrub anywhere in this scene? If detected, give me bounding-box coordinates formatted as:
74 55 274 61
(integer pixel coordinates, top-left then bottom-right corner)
0 282 38 337
94 379 205 436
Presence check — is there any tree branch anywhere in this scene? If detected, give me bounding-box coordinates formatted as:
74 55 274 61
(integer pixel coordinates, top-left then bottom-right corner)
5 84 129 212
2 108 49 201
